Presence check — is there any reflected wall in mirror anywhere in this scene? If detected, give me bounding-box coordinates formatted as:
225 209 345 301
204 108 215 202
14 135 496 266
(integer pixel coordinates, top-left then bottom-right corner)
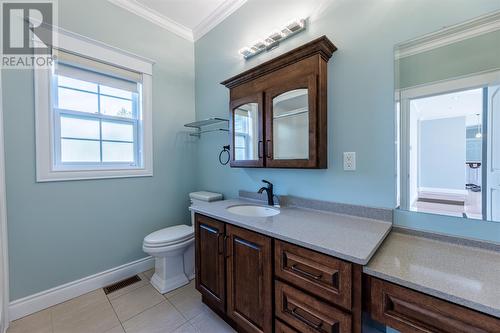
396 11 500 223
272 89 309 160
233 103 259 161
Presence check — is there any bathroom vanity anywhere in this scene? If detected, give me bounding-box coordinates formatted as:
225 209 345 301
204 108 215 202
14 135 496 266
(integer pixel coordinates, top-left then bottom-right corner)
190 197 500 333
190 197 392 333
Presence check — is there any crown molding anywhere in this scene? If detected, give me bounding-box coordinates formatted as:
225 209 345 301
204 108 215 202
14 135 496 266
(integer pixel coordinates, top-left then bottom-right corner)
193 0 247 41
108 0 246 43
396 10 500 59
107 0 194 41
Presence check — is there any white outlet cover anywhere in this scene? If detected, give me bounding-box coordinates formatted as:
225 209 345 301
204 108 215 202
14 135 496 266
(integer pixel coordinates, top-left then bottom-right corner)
343 152 356 171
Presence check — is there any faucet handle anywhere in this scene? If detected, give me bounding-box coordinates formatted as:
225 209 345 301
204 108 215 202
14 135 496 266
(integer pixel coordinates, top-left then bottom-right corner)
261 180 273 188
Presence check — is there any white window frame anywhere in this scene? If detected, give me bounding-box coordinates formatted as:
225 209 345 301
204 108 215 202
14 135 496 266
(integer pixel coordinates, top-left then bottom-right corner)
397 69 500 211
35 28 154 182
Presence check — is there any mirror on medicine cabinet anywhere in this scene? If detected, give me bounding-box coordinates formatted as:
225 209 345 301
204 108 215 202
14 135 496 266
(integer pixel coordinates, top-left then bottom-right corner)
395 11 500 223
222 36 336 169
230 98 263 167
271 89 309 160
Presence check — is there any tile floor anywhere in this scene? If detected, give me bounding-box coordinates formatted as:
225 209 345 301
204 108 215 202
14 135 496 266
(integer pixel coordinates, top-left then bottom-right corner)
7 269 236 333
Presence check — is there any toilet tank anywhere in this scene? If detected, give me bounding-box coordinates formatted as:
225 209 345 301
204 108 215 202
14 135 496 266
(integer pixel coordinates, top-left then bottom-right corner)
189 191 223 225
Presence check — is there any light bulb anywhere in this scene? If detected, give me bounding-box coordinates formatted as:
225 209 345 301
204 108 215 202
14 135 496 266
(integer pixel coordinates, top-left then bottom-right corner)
476 132 482 139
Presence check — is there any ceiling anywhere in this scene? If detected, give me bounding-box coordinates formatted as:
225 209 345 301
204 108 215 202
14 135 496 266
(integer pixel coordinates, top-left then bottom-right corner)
412 88 483 126
107 0 247 41
136 0 227 29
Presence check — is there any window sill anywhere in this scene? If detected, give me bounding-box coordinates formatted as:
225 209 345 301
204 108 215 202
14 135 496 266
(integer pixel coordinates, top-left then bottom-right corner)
36 168 153 182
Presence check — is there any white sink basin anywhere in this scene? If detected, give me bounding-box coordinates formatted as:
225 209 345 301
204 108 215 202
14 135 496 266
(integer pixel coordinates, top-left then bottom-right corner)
226 204 280 217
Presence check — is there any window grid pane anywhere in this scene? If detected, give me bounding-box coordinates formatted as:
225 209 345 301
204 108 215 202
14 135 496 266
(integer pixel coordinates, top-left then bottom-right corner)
54 71 140 167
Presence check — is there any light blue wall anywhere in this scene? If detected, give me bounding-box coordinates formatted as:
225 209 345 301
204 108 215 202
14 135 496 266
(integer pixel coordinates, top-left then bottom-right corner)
4 0 500 305
3 0 197 300
419 117 466 190
396 30 500 89
194 0 500 241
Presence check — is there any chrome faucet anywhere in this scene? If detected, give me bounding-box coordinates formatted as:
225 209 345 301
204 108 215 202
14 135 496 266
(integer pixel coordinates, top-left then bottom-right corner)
258 180 275 206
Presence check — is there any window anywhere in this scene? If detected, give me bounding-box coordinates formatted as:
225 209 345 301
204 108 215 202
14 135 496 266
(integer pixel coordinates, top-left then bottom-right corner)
35 31 153 181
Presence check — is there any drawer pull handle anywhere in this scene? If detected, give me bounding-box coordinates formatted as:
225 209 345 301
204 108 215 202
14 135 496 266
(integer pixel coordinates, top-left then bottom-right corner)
291 264 323 280
291 307 323 330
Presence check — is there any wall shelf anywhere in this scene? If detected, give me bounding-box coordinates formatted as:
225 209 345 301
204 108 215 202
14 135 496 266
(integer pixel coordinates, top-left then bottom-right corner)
184 118 229 137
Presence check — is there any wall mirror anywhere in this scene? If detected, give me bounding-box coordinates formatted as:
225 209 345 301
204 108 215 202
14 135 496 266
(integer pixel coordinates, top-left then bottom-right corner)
396 11 500 223
272 89 309 160
232 102 260 162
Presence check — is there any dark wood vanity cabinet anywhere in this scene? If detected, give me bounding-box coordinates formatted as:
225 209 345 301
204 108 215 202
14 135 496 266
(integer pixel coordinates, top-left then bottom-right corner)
274 240 362 333
196 213 500 333
194 214 273 333
226 225 273 333
195 213 362 333
221 36 336 169
194 214 226 313
366 277 500 333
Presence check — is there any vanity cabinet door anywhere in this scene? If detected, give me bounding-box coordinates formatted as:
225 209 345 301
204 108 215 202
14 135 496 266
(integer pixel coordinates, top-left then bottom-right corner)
265 73 322 168
226 225 273 333
194 214 226 313
229 94 264 168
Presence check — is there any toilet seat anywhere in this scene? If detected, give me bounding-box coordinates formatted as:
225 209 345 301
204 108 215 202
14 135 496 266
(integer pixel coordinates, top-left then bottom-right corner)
143 225 194 248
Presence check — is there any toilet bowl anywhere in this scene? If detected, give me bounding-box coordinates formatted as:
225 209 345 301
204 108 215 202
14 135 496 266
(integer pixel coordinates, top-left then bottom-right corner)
142 225 194 294
143 191 222 294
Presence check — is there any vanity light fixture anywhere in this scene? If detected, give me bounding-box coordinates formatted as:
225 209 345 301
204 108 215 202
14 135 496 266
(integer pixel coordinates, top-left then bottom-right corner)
239 18 307 60
475 113 482 139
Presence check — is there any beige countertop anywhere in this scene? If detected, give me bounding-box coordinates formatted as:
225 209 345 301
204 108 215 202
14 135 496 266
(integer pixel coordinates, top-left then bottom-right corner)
190 199 392 265
364 232 500 318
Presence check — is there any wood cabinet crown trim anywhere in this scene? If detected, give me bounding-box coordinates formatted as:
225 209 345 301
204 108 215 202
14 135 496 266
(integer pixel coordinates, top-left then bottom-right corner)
221 35 337 89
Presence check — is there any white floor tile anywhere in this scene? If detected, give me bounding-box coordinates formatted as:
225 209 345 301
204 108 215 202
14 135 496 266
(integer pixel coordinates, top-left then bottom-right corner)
110 284 165 322
122 301 186 333
52 295 120 333
6 309 52 333
167 283 207 320
164 280 195 298
189 309 236 333
105 326 126 333
172 322 197 333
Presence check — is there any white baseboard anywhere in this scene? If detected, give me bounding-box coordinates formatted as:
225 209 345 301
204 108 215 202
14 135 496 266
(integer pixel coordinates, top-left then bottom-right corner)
9 256 154 321
419 187 468 199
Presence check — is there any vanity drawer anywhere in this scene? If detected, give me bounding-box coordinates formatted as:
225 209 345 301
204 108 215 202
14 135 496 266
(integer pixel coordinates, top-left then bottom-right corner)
274 240 352 309
275 281 352 333
275 320 299 333
370 277 500 333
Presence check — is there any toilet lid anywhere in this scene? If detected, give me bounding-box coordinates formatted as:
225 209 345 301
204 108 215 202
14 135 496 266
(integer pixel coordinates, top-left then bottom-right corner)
144 225 194 247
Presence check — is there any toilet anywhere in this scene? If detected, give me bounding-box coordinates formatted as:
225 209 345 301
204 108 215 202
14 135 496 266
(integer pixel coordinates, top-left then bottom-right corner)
143 191 223 293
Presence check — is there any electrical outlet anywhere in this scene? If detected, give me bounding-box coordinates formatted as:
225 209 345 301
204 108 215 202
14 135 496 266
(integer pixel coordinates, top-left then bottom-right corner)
343 152 356 171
